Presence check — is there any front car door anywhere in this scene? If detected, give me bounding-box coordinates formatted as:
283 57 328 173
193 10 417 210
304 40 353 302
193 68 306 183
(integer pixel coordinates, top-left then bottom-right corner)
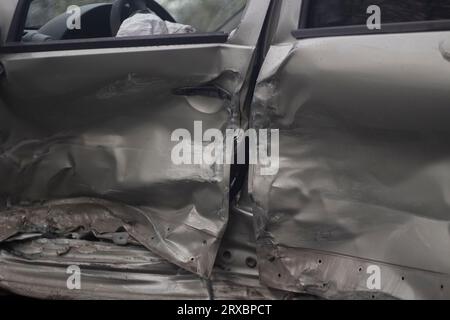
0 0 271 298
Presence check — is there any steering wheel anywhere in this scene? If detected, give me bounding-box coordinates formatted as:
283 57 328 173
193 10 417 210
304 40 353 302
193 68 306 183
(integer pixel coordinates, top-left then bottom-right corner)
110 0 176 36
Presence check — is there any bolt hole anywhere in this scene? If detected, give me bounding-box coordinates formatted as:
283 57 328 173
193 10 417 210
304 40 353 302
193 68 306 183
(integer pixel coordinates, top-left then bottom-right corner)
245 257 257 269
318 259 322 264
401 277 405 281
222 250 232 261
278 273 282 278
371 295 376 299
190 257 195 262
441 285 444 290
202 240 207 245
358 267 363 272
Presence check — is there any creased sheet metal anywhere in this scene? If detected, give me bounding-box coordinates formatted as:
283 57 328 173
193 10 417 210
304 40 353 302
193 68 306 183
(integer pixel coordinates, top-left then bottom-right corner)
0 43 257 278
0 238 281 300
251 29 450 299
0 193 306 300
0 0 272 288
0 197 225 278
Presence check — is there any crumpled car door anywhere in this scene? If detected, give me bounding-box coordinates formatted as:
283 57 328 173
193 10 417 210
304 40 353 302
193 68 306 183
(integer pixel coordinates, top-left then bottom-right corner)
251 0 450 300
0 0 271 286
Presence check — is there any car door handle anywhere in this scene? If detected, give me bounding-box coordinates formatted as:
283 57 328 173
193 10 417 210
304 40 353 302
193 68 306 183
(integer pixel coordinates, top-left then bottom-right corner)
173 84 232 101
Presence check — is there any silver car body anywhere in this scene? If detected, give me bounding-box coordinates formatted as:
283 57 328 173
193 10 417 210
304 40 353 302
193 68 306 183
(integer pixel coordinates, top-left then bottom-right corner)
1 0 450 300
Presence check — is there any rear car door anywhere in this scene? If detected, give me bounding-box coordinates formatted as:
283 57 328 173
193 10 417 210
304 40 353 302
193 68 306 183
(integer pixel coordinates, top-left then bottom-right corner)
251 0 450 299
0 0 270 280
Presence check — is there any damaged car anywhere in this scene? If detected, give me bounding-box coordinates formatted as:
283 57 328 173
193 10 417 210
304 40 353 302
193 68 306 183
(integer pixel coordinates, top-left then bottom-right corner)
0 0 450 300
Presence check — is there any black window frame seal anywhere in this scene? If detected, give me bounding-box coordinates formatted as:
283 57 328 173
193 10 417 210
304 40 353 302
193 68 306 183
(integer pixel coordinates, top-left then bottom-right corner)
6 0 30 42
293 0 450 39
2 0 229 53
293 20 450 39
298 0 311 29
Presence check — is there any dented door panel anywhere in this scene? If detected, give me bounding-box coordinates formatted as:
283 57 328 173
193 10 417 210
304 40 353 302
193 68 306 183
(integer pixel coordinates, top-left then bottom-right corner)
250 0 450 300
0 0 271 284
0 186 297 300
1 0 450 301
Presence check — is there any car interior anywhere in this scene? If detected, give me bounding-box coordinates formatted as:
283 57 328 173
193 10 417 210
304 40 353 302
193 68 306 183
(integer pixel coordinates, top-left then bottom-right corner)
22 0 247 42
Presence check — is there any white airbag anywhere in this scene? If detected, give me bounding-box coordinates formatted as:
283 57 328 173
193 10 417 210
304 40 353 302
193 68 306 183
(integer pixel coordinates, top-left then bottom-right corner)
116 12 196 37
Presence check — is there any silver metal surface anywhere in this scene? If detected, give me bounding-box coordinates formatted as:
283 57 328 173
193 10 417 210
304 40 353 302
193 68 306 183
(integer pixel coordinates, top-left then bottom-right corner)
2 0 450 300
250 0 450 300
0 191 300 300
0 238 281 300
0 0 270 284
